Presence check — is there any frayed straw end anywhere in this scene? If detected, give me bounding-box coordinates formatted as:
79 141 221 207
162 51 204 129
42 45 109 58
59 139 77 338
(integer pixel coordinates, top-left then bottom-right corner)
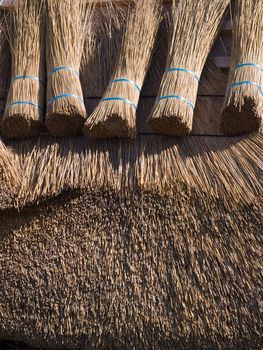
83 114 136 140
222 97 262 135
149 114 192 137
1 114 42 139
45 112 86 138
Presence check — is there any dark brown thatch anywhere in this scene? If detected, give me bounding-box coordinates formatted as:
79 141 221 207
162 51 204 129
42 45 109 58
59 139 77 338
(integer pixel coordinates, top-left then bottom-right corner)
0 185 262 350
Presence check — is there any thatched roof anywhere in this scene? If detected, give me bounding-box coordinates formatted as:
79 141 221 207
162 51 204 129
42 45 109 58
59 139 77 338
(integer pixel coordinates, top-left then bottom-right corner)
0 2 262 350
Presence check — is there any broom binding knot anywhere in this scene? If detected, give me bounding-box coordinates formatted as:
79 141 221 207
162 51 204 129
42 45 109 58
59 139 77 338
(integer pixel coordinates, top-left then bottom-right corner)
48 66 80 77
101 97 138 110
227 81 263 96
233 62 263 73
5 101 45 111
110 78 142 93
158 94 195 110
47 93 84 107
11 75 46 85
165 67 200 82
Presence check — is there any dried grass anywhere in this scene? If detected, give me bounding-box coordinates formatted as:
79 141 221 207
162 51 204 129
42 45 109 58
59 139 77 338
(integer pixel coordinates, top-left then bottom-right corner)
7 133 262 208
0 11 10 109
0 137 21 208
148 0 230 136
221 0 263 135
81 2 127 101
1 0 45 139
0 187 262 349
45 0 91 137
83 0 161 139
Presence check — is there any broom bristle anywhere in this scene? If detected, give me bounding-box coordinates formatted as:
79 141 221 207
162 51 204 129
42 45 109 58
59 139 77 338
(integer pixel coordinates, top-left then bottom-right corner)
148 0 230 137
221 0 263 135
1 0 45 140
83 0 161 140
45 0 90 138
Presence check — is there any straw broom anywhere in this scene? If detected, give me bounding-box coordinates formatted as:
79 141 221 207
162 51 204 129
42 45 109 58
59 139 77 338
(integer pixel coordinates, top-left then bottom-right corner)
221 0 263 135
45 0 89 137
148 0 230 136
1 0 45 139
83 0 161 140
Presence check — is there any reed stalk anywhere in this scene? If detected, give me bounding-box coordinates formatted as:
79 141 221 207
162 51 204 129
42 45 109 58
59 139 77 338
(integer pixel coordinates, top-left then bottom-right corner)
1 0 45 139
148 0 229 136
221 0 263 135
83 0 161 139
45 0 89 137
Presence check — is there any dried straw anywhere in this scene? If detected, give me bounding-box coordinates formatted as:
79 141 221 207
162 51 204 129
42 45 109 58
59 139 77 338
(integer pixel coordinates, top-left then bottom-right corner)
0 180 262 349
9 133 262 208
83 0 161 139
45 0 90 137
0 137 21 208
148 0 230 136
1 0 45 139
221 0 263 135
0 10 10 119
81 1 127 109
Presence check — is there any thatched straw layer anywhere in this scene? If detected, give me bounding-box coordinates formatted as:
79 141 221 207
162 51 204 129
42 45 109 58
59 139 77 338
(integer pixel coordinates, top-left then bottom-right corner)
0 138 21 209
0 187 262 349
84 0 161 139
7 133 262 208
45 0 89 137
1 0 45 139
221 0 263 135
148 0 230 136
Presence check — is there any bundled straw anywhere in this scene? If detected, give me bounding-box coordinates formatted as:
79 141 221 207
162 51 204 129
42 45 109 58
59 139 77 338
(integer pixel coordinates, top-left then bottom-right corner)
0 11 10 118
81 2 128 108
83 0 161 139
148 0 230 136
45 0 89 137
221 0 263 135
1 0 45 139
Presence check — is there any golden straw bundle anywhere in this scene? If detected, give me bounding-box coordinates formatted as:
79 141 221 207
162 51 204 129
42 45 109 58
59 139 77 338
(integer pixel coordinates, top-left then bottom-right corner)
0 11 10 115
1 0 45 139
45 0 89 137
81 2 127 107
83 0 161 139
148 0 229 136
221 0 263 135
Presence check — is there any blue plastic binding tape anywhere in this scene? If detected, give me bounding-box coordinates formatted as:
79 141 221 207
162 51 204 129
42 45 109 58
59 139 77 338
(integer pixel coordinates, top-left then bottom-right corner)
234 62 263 72
158 94 195 110
111 78 141 93
48 66 79 77
5 101 44 111
227 81 263 96
101 97 137 110
166 67 200 82
47 93 84 107
12 75 45 85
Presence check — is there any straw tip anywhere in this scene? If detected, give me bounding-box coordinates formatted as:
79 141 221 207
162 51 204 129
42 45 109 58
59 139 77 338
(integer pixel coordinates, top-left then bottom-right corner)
1 114 42 139
149 115 192 137
45 112 86 137
222 100 262 135
83 114 136 140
